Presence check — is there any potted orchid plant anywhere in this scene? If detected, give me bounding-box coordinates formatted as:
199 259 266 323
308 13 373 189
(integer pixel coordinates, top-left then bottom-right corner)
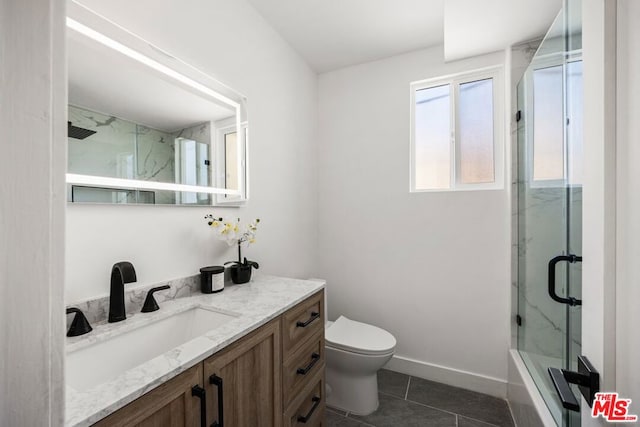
205 215 260 284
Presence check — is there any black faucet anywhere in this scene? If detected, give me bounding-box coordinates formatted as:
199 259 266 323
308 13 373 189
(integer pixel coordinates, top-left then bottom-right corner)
108 261 137 323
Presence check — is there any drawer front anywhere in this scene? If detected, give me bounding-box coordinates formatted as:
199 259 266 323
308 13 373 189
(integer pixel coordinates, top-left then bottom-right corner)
284 369 325 427
283 331 324 404
283 290 324 356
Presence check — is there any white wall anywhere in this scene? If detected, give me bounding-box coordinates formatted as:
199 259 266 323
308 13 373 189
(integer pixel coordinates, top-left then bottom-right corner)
317 46 512 396
616 0 640 411
66 0 318 302
581 0 617 425
0 0 66 425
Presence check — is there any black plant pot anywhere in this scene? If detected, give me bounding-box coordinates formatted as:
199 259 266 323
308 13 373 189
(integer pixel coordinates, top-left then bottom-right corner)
230 264 253 284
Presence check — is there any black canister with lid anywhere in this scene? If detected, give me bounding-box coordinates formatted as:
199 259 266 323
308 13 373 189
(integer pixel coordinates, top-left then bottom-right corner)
200 266 225 293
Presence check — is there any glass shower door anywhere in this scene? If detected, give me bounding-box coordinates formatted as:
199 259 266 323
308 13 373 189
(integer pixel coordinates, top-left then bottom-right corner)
516 0 582 425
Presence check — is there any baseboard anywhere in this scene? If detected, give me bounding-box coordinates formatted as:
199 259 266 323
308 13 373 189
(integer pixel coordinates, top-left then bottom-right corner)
384 355 508 399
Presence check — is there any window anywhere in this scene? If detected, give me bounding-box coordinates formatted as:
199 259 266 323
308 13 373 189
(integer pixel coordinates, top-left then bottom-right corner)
410 67 503 191
215 122 248 204
528 60 583 187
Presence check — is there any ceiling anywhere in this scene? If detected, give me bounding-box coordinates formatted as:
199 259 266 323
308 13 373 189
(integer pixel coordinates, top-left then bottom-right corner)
247 0 561 72
444 0 562 61
246 0 445 73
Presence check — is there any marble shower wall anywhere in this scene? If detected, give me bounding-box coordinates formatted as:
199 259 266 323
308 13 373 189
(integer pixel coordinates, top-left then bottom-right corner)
135 125 176 204
68 105 212 204
173 121 210 144
68 105 136 179
511 40 583 364
517 185 583 359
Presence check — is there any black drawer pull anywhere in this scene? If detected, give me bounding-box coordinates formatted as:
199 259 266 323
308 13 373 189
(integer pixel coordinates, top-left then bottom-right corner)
296 311 320 328
191 385 206 427
210 374 224 427
297 396 321 423
297 352 320 375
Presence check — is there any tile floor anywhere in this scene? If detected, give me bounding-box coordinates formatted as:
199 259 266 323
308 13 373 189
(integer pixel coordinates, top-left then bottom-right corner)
325 369 515 427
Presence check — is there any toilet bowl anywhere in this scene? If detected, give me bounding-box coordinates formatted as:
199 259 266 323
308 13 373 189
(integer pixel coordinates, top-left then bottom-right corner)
325 316 396 415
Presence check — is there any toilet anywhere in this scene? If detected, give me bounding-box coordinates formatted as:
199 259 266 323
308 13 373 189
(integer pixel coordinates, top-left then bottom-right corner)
325 315 396 415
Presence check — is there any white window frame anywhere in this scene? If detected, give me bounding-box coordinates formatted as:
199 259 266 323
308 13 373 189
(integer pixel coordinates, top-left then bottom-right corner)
214 121 249 205
410 66 504 192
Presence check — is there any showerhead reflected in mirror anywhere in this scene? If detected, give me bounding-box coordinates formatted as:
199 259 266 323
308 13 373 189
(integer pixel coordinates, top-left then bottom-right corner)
66 2 248 205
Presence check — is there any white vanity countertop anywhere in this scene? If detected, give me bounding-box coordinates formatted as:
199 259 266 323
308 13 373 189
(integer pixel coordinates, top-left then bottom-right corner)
65 275 325 427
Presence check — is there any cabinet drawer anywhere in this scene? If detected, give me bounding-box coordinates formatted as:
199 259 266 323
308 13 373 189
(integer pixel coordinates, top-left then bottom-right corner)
284 369 325 427
283 291 324 356
283 331 324 404
92 364 203 427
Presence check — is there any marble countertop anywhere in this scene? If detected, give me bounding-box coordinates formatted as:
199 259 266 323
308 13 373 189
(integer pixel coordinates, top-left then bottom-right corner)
65 275 325 427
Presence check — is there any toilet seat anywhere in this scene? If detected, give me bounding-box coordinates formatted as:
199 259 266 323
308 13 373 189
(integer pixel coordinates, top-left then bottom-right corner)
325 316 396 356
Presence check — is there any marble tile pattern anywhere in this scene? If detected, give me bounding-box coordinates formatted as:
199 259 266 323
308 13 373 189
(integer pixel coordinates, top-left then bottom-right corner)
68 105 214 205
65 275 325 427
68 105 136 179
516 186 583 359
135 125 176 204
66 274 201 325
173 121 211 145
326 370 515 427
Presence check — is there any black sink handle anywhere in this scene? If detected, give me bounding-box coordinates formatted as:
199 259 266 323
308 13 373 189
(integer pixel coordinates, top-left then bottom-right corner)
66 307 93 337
141 285 171 313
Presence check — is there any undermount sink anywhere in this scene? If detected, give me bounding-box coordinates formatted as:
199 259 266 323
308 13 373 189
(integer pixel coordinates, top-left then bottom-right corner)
66 306 238 391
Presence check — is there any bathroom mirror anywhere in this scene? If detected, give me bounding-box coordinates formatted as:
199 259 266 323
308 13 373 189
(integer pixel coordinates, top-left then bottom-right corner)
66 2 248 205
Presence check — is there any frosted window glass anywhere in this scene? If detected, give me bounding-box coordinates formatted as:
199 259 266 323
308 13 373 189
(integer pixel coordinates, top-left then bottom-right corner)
533 66 564 181
566 60 583 185
459 78 495 184
225 131 238 191
414 84 451 190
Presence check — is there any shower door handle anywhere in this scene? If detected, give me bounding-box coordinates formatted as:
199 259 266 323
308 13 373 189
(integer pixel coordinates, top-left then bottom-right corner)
548 255 582 306
548 355 599 412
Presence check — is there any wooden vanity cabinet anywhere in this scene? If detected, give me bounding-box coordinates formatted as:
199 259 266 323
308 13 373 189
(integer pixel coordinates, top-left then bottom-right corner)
281 290 326 427
91 290 325 427
93 364 204 427
203 318 282 427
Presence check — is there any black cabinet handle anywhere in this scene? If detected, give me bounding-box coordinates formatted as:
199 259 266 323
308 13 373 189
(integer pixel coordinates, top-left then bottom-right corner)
297 396 321 423
297 353 321 375
548 255 582 306
296 312 320 328
209 374 224 427
191 385 206 427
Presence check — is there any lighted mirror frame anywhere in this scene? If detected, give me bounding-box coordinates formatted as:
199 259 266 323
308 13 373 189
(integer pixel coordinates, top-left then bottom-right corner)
66 2 247 200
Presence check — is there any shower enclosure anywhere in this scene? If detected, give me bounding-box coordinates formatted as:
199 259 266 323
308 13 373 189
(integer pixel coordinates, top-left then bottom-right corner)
515 0 583 425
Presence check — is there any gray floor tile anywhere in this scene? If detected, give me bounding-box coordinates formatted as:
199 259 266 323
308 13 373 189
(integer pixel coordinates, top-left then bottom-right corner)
350 392 457 427
326 410 366 426
407 378 514 427
458 415 500 427
378 369 410 398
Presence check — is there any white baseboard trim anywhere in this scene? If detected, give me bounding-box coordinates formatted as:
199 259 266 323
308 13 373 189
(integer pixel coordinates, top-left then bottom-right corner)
384 355 508 399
